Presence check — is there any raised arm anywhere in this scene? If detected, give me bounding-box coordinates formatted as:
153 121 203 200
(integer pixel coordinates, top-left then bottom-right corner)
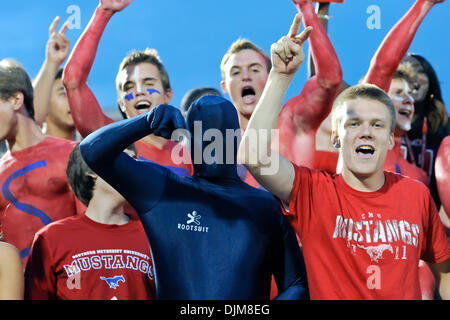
239 14 312 204
277 0 342 165
364 0 444 92
33 17 70 126
63 0 133 137
79 105 186 213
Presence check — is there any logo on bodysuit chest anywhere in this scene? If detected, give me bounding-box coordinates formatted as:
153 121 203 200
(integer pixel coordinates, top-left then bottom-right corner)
177 211 209 233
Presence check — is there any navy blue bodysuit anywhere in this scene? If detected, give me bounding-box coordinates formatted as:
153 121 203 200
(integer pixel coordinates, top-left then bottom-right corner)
80 95 307 299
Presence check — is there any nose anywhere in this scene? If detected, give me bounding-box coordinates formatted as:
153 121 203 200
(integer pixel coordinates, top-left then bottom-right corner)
241 68 251 81
404 92 414 106
359 121 373 139
135 82 145 95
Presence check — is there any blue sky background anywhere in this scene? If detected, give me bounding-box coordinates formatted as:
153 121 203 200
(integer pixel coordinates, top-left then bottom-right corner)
1 0 449 113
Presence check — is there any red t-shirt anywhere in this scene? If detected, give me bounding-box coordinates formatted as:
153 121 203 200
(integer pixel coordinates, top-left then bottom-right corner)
25 214 155 300
283 165 449 299
0 137 78 266
313 150 339 174
135 140 192 177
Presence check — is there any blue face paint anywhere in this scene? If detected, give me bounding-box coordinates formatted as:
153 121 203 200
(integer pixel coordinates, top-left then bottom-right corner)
125 93 134 101
147 89 161 95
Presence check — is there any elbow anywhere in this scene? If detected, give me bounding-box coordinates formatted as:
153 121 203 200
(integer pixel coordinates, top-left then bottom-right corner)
62 65 83 91
238 138 261 171
319 67 343 91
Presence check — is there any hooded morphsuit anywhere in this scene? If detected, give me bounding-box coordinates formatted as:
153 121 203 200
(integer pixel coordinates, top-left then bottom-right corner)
186 95 241 182
80 95 307 299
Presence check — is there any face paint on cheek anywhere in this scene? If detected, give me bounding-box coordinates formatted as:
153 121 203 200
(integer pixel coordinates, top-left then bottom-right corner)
125 93 134 101
147 89 161 95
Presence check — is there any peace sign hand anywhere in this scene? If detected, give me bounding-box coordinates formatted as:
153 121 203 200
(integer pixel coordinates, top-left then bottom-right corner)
46 16 70 65
270 14 313 76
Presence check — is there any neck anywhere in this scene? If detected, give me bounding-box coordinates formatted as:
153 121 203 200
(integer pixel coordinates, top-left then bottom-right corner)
7 115 45 152
85 192 128 225
342 168 386 192
45 121 75 141
238 113 250 131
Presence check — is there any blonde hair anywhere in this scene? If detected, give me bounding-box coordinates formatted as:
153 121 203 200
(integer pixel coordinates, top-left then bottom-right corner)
115 48 171 93
331 83 396 134
220 39 271 80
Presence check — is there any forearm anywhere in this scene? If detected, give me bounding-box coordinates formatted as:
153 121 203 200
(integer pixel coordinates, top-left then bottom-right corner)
241 71 293 168
63 6 113 89
63 6 114 136
80 112 151 174
308 2 329 78
364 0 434 92
32 60 60 125
297 0 342 90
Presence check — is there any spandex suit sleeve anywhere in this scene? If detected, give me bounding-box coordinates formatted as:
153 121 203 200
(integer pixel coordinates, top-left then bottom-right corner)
79 108 181 213
364 0 436 92
63 7 115 138
273 212 308 300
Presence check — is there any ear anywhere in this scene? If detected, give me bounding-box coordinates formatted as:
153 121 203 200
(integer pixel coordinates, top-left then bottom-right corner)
86 172 98 179
11 92 25 112
162 88 173 104
117 96 127 114
220 80 229 95
388 132 395 150
331 131 341 149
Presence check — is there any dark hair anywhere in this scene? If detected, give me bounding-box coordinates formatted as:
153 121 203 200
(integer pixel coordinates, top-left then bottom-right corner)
221 39 271 80
66 144 137 206
66 144 95 206
405 53 447 133
180 87 222 117
0 59 35 120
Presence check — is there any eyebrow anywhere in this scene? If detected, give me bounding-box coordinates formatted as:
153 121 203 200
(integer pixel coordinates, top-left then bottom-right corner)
344 116 386 123
230 62 263 71
123 77 157 88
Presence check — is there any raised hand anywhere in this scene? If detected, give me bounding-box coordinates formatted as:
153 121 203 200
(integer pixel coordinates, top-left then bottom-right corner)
99 0 133 13
270 14 313 76
46 16 70 65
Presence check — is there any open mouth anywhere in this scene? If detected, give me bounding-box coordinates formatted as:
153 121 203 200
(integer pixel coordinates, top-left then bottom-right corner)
241 86 256 105
398 108 412 118
135 101 152 111
355 145 375 156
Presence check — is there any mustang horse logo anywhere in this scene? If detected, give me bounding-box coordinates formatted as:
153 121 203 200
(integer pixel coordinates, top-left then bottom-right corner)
100 275 125 289
357 244 394 263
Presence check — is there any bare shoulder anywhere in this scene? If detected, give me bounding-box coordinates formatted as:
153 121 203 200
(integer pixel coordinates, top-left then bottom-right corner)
0 242 21 264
